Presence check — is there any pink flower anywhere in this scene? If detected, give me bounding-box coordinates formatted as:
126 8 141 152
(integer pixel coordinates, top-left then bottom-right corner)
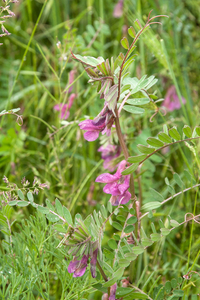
54 93 76 119
68 254 89 277
98 144 121 172
113 0 124 18
162 86 186 112
96 160 131 206
68 248 98 278
79 105 115 142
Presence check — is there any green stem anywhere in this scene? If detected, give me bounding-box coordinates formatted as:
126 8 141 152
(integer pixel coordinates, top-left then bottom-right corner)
96 259 111 297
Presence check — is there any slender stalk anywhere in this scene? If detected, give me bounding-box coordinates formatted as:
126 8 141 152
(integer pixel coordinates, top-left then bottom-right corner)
96 259 111 297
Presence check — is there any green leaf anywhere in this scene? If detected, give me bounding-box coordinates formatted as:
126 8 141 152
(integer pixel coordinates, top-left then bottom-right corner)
113 267 125 280
173 173 184 188
126 98 150 106
112 222 123 231
121 163 139 175
129 208 135 215
46 213 59 222
173 290 184 297
158 132 172 143
169 127 181 140
92 283 107 293
123 105 145 114
141 202 162 211
128 26 135 38
55 199 63 217
171 278 177 289
124 225 134 233
54 224 68 233
63 206 73 225
118 259 130 267
124 293 148 299
108 239 118 250
27 191 34 203
132 246 145 255
149 188 164 202
195 127 200 136
103 277 118 288
121 37 129 49
107 201 112 214
150 233 161 241
17 190 24 200
128 154 146 163
117 215 126 222
160 228 170 236
8 200 18 206
124 253 137 262
127 216 137 225
183 125 192 138
165 281 171 293
113 234 120 241
141 238 153 247
170 220 179 227
137 144 155 154
17 201 29 207
37 206 50 214
147 137 164 148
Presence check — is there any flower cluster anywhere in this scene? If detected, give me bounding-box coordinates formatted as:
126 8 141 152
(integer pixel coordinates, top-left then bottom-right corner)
79 104 115 142
68 248 98 278
96 160 131 206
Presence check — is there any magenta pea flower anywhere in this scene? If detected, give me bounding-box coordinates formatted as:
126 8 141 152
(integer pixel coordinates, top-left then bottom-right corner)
96 160 131 206
54 93 76 119
162 85 186 112
68 254 89 277
98 144 121 172
79 105 115 142
68 248 98 278
113 0 124 18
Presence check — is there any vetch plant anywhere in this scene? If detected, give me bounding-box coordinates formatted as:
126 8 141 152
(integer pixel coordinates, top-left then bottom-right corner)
2 9 200 300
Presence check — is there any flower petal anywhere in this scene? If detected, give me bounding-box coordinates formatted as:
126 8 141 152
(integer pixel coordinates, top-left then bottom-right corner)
95 173 117 183
84 130 100 141
68 259 79 273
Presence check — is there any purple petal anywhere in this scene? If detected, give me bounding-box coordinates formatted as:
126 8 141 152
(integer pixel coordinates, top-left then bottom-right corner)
92 115 106 126
68 93 76 108
73 255 89 277
90 248 98 278
103 182 120 195
110 191 131 206
115 160 127 177
118 175 130 194
95 173 118 183
68 259 80 273
84 130 100 141
79 119 96 130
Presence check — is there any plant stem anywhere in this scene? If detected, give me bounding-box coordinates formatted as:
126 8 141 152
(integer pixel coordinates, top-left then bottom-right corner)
96 259 111 297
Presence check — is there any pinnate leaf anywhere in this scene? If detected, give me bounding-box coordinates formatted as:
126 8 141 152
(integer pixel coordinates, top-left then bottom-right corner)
128 154 146 163
123 105 145 114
